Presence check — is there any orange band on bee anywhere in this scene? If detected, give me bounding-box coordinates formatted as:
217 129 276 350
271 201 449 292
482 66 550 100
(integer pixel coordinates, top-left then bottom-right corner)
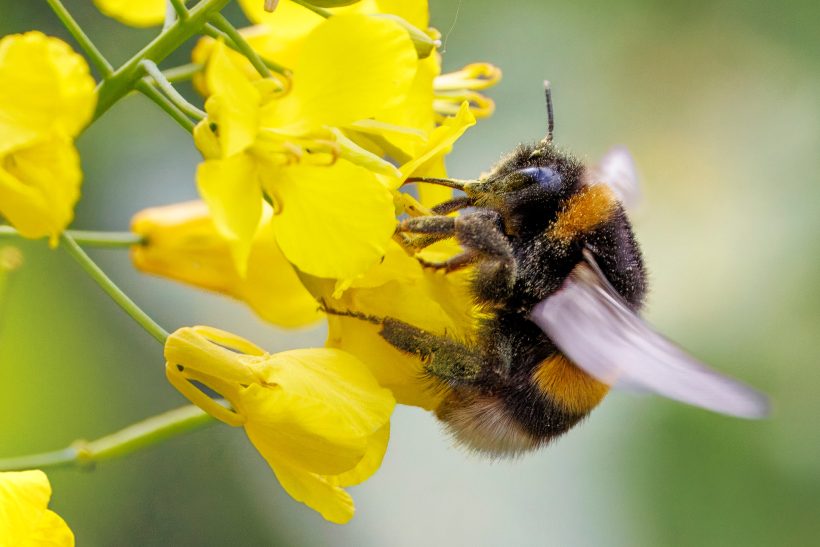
532 353 609 415
548 184 616 244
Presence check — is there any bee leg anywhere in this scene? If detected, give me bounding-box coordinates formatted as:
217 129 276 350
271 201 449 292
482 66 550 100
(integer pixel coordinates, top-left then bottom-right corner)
393 232 452 254
397 216 456 236
432 196 473 215
380 318 486 384
419 211 517 303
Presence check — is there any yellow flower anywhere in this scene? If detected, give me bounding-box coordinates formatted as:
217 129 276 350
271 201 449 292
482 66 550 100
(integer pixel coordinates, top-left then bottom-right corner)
0 470 74 546
165 326 395 523
0 32 96 244
93 0 167 27
131 200 321 328
194 14 416 278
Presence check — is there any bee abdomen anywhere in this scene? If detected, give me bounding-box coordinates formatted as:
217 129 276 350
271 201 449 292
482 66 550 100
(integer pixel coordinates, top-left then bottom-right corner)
436 390 544 457
435 354 603 457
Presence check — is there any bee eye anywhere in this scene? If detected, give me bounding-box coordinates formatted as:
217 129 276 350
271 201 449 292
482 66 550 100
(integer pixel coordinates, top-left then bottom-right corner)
517 167 562 190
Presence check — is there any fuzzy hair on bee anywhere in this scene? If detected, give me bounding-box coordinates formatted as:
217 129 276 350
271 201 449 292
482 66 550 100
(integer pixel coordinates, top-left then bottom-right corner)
326 82 768 457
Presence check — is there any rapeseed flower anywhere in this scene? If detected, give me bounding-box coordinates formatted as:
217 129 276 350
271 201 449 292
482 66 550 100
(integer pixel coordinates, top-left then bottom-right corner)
0 32 95 244
165 326 395 523
131 201 320 328
194 14 415 278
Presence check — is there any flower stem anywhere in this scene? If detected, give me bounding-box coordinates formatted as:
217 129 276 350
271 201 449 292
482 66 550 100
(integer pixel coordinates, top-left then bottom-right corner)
136 80 197 133
64 230 144 248
140 59 206 119
169 0 189 19
161 62 203 83
291 0 332 18
94 0 231 121
61 233 169 344
46 0 113 77
0 405 217 472
206 14 290 77
200 24 291 79
0 226 143 248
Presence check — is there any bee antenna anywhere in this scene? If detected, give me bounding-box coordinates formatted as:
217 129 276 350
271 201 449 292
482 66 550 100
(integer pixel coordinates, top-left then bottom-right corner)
543 80 554 144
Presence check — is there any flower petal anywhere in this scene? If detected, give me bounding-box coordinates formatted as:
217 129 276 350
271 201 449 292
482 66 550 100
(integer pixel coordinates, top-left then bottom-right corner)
0 470 74 546
271 463 355 524
241 348 395 474
93 0 166 27
266 160 396 279
268 14 417 131
327 422 390 488
0 32 95 154
0 137 81 244
196 154 263 274
397 101 475 187
203 42 260 158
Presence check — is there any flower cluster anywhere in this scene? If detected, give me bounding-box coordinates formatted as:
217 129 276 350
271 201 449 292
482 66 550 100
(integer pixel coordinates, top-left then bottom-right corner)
0 0 499 531
127 0 499 521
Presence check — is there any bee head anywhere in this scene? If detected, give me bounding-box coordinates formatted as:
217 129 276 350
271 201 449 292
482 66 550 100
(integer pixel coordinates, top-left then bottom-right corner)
466 142 585 236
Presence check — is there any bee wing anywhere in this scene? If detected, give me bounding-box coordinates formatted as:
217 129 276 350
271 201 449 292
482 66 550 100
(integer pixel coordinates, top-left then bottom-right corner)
529 250 769 418
586 146 641 209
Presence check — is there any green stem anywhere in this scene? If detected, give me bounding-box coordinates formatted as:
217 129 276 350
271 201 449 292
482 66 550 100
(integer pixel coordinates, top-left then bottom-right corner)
201 26 290 77
291 0 332 18
0 226 143 249
140 59 206 119
63 230 144 248
209 13 291 78
61 233 169 344
0 405 217 471
46 0 113 77
161 62 203 83
94 0 231 121
170 0 189 19
136 80 197 133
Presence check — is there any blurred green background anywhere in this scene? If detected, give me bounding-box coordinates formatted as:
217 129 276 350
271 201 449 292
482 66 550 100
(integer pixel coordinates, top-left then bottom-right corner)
1 1 818 545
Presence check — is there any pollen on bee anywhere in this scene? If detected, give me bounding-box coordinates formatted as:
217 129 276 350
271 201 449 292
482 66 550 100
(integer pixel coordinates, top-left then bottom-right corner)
548 185 616 244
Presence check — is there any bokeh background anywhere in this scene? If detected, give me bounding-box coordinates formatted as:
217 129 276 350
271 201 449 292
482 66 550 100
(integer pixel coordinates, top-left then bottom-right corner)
2 1 819 545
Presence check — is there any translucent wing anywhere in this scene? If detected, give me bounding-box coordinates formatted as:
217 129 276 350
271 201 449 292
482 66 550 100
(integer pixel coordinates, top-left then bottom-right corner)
585 146 641 209
529 250 769 418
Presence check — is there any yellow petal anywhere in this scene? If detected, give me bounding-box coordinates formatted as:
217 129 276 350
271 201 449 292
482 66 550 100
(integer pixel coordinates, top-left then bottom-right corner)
327 422 390 488
0 32 95 154
204 42 260 158
372 53 440 157
398 101 476 187
239 0 326 28
196 154 263 274
131 201 321 328
266 160 396 279
0 137 81 244
374 0 429 28
93 0 166 27
268 14 417 131
241 348 395 474
0 470 74 546
270 463 355 524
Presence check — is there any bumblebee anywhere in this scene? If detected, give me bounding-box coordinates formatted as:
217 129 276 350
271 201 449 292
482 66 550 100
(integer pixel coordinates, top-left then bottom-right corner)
332 83 768 456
